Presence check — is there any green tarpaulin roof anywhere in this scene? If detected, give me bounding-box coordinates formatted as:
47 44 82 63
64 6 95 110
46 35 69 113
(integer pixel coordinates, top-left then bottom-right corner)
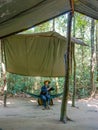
0 0 98 38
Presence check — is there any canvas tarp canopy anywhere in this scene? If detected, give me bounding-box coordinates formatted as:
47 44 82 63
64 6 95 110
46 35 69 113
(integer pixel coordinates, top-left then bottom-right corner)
2 31 86 77
0 0 98 38
2 31 67 77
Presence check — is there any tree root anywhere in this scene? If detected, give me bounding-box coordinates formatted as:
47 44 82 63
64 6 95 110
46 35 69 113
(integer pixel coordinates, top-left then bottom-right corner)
61 116 73 124
72 106 79 109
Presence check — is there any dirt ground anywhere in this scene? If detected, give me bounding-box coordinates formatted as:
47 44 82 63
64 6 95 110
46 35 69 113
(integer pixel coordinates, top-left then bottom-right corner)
0 95 98 130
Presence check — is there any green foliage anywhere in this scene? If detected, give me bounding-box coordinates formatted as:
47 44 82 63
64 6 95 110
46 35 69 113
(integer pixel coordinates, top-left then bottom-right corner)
7 73 34 94
6 74 63 95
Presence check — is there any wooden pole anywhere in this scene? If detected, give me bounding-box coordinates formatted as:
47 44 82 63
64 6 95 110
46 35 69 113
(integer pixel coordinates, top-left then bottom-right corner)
60 11 73 123
72 15 76 107
1 42 7 107
72 43 76 107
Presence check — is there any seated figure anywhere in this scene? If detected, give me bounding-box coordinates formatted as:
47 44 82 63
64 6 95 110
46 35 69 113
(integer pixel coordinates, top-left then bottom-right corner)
40 80 53 110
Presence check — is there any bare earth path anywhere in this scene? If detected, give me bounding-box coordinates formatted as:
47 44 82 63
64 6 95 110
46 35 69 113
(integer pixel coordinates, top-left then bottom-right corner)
0 96 98 130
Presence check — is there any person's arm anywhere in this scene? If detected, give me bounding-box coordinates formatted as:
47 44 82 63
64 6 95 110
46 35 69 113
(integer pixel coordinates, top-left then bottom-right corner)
47 86 54 91
47 87 52 91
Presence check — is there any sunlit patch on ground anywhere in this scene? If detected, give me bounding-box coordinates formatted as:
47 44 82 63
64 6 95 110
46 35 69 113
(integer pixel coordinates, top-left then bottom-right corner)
30 99 37 103
57 99 62 102
0 100 3 105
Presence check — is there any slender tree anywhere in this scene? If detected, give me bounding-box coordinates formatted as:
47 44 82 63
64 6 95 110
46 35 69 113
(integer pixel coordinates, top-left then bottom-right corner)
53 19 55 31
90 18 96 98
96 21 98 81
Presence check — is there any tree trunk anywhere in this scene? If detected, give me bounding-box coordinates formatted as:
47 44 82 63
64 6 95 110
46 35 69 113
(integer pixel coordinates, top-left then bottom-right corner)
72 44 76 107
60 12 72 123
53 19 55 32
90 19 96 98
55 77 59 94
81 26 85 72
96 21 98 81
4 79 7 107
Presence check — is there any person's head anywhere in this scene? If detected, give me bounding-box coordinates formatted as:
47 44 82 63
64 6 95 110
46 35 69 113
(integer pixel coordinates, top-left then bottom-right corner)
44 80 51 86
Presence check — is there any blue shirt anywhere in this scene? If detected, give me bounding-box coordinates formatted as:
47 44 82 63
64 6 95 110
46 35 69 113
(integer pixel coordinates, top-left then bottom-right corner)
41 85 49 95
